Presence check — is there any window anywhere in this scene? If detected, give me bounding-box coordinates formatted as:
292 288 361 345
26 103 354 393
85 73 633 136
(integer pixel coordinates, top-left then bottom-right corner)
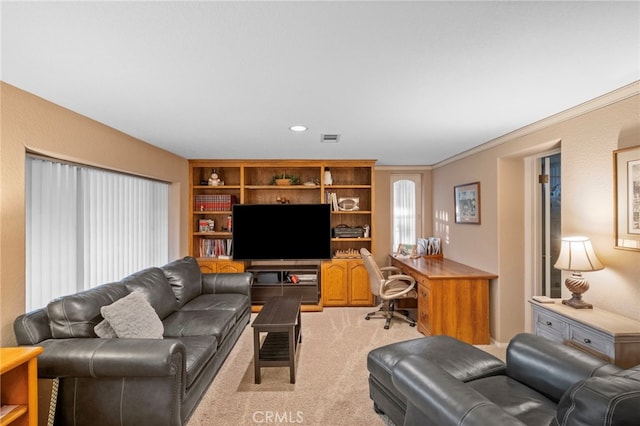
539 153 562 297
25 156 169 310
391 174 422 252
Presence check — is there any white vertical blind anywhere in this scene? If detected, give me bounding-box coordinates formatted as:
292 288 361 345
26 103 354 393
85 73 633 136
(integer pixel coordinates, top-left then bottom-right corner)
26 156 169 310
26 158 80 310
81 167 168 287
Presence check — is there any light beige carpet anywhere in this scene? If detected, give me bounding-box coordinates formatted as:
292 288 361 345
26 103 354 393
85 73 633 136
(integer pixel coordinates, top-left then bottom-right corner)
187 307 505 426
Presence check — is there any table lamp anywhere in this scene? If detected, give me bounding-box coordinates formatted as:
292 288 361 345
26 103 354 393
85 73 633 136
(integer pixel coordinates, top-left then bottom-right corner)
553 236 604 309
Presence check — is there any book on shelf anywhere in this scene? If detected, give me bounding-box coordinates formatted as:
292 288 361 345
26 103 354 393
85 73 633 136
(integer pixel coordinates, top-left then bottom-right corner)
325 192 339 211
532 295 555 303
194 194 237 212
1 405 20 418
199 219 214 232
199 238 233 258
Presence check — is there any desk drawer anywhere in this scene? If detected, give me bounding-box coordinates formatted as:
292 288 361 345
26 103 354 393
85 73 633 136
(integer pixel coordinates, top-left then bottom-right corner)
417 282 430 333
534 309 567 337
535 325 563 343
568 324 613 358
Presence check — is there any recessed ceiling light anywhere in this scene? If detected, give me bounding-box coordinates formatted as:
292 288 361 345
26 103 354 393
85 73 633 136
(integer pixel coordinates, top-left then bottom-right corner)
289 125 308 132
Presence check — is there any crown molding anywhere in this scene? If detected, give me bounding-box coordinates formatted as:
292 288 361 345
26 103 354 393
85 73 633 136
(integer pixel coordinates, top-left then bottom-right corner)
375 164 432 171
433 81 640 168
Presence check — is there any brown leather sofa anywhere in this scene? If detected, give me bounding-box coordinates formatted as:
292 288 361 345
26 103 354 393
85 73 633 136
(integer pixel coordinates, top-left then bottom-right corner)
14 256 251 425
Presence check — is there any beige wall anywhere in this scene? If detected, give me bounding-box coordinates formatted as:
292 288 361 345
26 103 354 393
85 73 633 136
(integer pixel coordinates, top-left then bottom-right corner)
374 168 432 266
2 81 638 347
0 83 189 346
431 84 640 343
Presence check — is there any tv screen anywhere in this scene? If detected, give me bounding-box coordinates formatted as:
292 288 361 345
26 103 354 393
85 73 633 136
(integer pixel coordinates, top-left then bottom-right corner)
232 204 332 261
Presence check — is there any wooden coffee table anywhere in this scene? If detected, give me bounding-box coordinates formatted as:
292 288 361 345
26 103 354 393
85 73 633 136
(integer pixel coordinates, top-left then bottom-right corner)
252 295 302 384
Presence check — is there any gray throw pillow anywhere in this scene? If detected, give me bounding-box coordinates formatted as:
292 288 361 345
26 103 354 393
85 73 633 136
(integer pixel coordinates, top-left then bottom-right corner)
100 290 164 339
94 319 118 338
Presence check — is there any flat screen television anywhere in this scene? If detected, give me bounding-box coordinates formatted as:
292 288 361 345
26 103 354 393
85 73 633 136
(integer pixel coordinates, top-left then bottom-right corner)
232 203 332 261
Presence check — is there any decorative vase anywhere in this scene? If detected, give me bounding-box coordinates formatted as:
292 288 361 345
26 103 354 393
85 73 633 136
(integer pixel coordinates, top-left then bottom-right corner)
324 169 333 185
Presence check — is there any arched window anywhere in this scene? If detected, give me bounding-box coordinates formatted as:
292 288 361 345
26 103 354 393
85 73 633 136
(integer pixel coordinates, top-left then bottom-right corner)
391 174 422 252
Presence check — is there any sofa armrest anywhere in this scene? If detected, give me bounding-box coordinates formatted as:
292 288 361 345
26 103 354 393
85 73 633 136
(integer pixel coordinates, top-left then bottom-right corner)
392 355 526 426
34 338 185 378
202 272 252 295
506 333 622 402
14 308 52 345
551 366 640 426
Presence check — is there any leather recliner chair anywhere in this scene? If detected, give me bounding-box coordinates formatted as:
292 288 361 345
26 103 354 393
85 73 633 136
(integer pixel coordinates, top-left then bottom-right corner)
368 333 639 426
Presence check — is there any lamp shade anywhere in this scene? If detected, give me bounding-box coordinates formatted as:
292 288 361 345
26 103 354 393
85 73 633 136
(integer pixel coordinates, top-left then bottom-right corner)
554 236 604 272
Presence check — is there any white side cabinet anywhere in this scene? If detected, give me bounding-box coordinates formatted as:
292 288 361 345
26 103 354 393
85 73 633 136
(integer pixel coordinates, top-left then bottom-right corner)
530 300 640 368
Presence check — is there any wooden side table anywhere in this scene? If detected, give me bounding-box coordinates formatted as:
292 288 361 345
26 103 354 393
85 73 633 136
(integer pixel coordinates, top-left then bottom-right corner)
252 296 302 384
1 346 43 426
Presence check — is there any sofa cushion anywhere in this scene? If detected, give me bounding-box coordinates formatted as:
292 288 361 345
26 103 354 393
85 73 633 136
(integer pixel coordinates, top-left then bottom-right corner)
552 366 640 426
506 332 622 402
179 336 218 388
161 256 203 307
180 293 250 321
468 375 557 425
162 310 236 343
122 267 179 319
100 290 164 339
47 282 130 338
94 319 118 338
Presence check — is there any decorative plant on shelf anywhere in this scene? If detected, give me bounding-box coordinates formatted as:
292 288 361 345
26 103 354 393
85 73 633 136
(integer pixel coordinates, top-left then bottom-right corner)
270 172 300 185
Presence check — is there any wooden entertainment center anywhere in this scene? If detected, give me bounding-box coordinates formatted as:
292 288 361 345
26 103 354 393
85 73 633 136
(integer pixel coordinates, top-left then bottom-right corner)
189 159 376 311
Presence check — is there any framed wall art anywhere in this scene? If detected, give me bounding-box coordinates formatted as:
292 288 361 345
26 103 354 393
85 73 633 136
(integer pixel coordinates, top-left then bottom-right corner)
614 145 640 251
454 182 481 224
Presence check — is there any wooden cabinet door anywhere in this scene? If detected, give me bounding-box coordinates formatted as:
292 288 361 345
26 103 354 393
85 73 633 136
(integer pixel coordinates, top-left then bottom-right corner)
347 260 374 305
322 261 348 305
198 260 218 273
197 259 244 273
216 261 245 273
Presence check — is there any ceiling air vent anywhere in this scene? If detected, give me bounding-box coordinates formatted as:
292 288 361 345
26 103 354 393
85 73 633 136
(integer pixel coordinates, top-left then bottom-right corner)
321 134 340 143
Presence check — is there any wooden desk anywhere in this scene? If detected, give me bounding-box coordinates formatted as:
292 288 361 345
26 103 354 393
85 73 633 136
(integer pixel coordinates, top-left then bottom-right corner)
390 255 497 344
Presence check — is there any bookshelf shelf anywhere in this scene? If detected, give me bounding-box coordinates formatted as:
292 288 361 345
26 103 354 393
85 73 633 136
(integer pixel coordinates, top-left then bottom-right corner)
332 210 372 215
245 185 321 190
248 264 320 307
193 210 233 214
194 232 232 237
326 185 371 189
193 185 242 189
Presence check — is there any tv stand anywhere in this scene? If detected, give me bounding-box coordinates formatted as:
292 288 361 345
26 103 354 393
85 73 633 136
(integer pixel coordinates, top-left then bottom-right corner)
247 262 320 308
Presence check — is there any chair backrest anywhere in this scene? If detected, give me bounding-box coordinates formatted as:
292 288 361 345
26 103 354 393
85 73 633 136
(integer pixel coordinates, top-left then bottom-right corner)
360 248 384 296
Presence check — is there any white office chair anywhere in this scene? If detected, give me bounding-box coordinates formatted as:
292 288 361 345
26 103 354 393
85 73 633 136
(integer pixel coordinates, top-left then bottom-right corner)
360 248 417 329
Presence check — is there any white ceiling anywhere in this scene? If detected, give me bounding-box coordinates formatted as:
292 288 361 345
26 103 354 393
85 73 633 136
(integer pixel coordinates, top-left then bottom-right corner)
2 1 639 166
